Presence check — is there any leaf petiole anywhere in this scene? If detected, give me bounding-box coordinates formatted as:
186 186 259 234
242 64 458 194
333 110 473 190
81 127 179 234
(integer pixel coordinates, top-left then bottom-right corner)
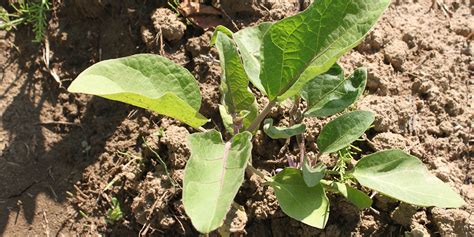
246 99 277 132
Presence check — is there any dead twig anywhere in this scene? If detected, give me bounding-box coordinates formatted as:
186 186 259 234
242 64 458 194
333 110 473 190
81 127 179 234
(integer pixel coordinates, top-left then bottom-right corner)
429 0 453 22
42 35 62 87
73 184 89 200
42 211 50 237
48 185 58 201
35 121 81 126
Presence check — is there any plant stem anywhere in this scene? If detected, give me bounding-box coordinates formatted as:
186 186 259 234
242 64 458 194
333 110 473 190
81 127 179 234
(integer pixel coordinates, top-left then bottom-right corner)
246 99 277 133
289 96 301 126
297 135 306 168
325 170 340 175
289 96 306 168
246 163 271 182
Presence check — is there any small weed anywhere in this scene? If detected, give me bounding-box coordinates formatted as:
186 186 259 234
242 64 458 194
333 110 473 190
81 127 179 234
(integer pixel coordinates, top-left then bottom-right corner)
0 0 50 42
106 197 123 224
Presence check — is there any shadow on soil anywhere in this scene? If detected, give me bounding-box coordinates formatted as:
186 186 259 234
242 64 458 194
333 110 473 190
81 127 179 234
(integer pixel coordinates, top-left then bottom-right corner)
0 1 148 233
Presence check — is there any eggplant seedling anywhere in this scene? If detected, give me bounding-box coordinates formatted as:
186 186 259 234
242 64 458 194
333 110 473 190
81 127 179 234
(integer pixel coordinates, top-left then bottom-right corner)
68 0 465 233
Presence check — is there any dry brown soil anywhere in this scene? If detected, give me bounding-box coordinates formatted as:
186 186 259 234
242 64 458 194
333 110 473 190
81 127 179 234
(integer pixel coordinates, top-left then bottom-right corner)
0 0 472 236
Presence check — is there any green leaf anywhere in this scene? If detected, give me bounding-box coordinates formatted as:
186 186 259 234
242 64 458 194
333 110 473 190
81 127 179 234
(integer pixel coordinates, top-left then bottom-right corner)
234 22 272 94
219 105 234 134
262 118 306 139
260 0 390 100
317 110 375 154
210 25 234 46
183 130 253 233
68 54 208 128
214 32 258 130
302 63 345 102
302 159 326 187
106 197 123 224
330 182 372 209
302 65 367 117
353 150 466 208
271 168 330 229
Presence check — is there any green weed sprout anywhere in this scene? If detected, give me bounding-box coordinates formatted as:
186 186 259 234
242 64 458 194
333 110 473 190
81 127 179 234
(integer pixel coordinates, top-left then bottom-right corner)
106 197 124 224
67 0 465 234
0 0 49 42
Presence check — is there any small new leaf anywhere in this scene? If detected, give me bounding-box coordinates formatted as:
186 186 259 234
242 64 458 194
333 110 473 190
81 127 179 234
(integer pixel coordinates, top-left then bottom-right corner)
183 130 253 233
353 150 466 208
302 158 327 188
219 105 234 134
214 31 258 131
68 54 208 128
302 65 367 117
317 110 375 154
210 25 234 46
271 168 330 229
263 118 306 139
330 182 372 209
106 197 123 224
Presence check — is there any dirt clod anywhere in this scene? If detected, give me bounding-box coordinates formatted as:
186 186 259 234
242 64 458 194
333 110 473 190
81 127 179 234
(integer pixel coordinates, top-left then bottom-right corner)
384 39 409 72
431 208 474 237
131 172 176 229
370 132 409 151
151 8 186 42
391 203 419 227
160 125 190 169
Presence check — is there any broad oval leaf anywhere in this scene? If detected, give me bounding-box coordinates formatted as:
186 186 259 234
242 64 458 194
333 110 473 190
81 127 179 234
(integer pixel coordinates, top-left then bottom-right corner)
263 118 306 139
317 110 375 154
234 22 272 94
68 54 208 128
353 150 466 208
214 32 258 131
183 130 252 233
271 168 330 229
302 158 327 188
260 0 390 100
330 182 372 209
302 65 367 117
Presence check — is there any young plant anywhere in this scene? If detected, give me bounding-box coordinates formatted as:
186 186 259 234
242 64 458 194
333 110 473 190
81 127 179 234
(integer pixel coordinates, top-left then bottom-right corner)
0 0 50 42
106 197 124 224
67 0 466 234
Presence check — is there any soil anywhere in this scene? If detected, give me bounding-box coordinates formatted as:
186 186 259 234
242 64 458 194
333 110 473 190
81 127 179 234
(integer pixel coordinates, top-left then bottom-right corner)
0 0 472 236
